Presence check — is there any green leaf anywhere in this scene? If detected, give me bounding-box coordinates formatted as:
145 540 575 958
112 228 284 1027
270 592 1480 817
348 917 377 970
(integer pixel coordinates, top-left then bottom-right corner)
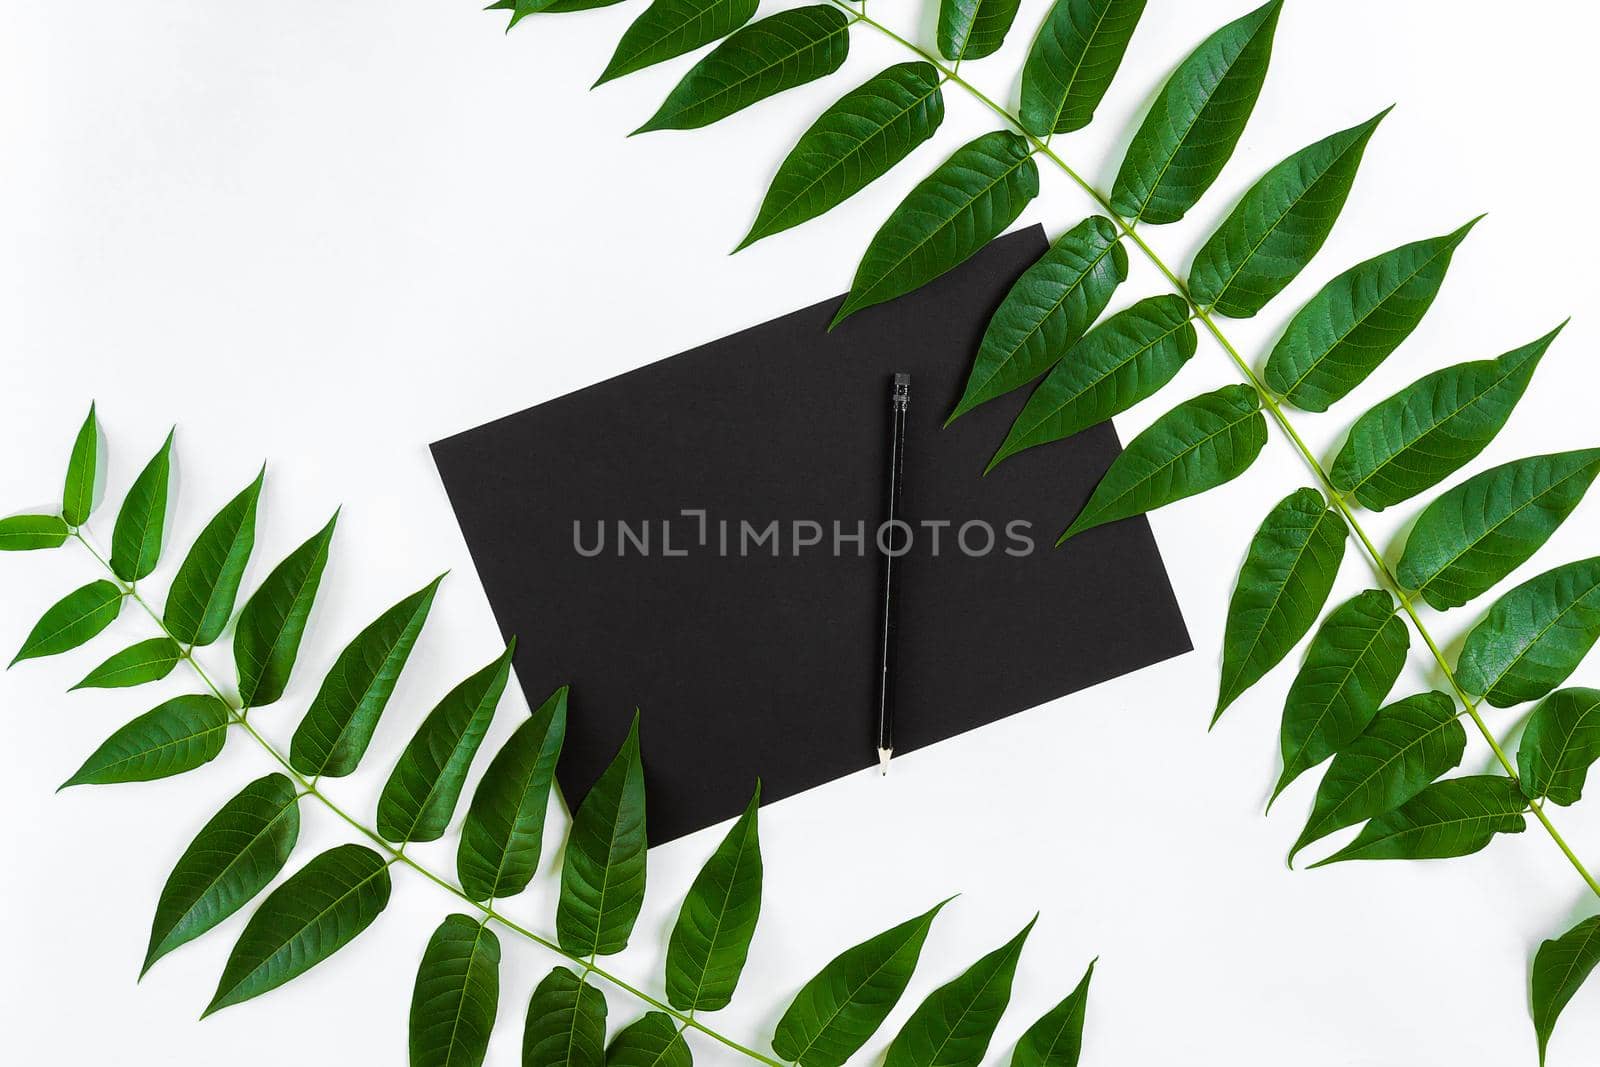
376 639 515 843
503 0 563 30
1519 688 1600 806
937 0 1023 62
949 217 1129 425
1189 109 1388 318
607 1012 692 1067
1215 488 1347 722
1010 958 1094 1067
10 579 124 666
1397 450 1600 611
164 467 263 647
0 514 69 551
557 712 648 957
71 636 182 690
634 6 848 134
1058 383 1266 543
61 694 231 788
1019 0 1146 136
233 512 338 709
457 685 568 902
1329 325 1560 511
1262 218 1479 412
595 0 758 86
62 402 99 526
206 844 391 1016
1532 914 1600 1066
1457 557 1600 707
409 914 500 1067
883 917 1035 1067
737 62 945 251
1308 775 1527 867
833 130 1040 327
1109 0 1282 224
665 783 763 1012
110 430 174 583
142 772 300 976
524 966 609 1067
1288 691 1465 865
771 899 950 1067
288 574 443 778
1273 589 1409 803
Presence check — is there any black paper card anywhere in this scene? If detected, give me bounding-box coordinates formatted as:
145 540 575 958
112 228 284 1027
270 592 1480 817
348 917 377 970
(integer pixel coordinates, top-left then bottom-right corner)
432 226 1190 844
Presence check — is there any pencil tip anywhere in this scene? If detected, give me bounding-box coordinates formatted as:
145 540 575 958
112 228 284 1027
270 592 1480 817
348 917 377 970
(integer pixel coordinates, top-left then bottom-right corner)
877 748 892 775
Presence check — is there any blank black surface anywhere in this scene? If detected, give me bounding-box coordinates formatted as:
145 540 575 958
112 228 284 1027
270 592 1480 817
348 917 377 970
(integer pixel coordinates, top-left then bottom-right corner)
432 226 1191 845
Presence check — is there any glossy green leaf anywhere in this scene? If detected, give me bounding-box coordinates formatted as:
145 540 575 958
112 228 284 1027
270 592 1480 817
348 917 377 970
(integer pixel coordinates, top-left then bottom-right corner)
0 514 69 551
10 579 124 666
1263 219 1479 411
1108 0 1281 224
665 783 763 1012
949 217 1128 425
1058 383 1266 543
1189 109 1388 318
1273 589 1409 803
524 966 609 1067
1457 557 1600 707
1532 914 1600 1066
1288 691 1465 865
634 6 848 134
557 713 647 958
143 772 300 975
62 402 98 526
1019 0 1146 136
607 1012 692 1067
288 574 443 778
377 639 515 843
1010 958 1093 1067
1330 325 1560 511
1215 488 1347 722
937 0 1023 62
491 0 623 23
1308 775 1526 867
833 130 1039 327
233 512 338 709
61 694 230 788
164 467 263 647
595 0 758 86
410 914 500 1067
205 843 391 1015
71 636 181 690
457 685 567 902
771 899 950 1067
1519 688 1600 806
110 430 174 583
883 917 1035 1067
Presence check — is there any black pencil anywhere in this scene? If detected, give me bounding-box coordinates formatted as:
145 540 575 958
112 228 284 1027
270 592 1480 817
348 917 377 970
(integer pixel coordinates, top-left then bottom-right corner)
877 372 910 775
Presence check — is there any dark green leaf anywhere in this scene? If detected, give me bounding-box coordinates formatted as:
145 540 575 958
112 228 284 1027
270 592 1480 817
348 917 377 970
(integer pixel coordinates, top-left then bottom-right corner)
61 693 230 788
771 899 950 1067
1189 109 1388 318
62 402 98 526
492 0 623 22
377 639 515 843
1019 0 1146 136
634 6 848 134
738 62 945 250
665 783 762 1012
1273 589 1409 803
1010 958 1093 1067
1519 688 1600 806
937 0 1023 62
595 0 758 86
1457 557 1600 707
71 636 181 690
10 579 124 666
233 512 338 709
143 772 300 976
1308 775 1526 866
0 514 69 551
833 131 1039 326
524 966 609 1067
1533 914 1600 1066
1288 691 1465 864
205 843 392 1015
164 467 263 647
949 217 1129 425
1058 383 1266 543
606 1012 692 1067
110 430 174 583
1263 218 1479 412
457 685 567 902
288 573 443 778
557 713 647 957
1108 0 1281 224
1215 488 1347 722
1330 325 1560 511
883 917 1035 1067
410 914 500 1067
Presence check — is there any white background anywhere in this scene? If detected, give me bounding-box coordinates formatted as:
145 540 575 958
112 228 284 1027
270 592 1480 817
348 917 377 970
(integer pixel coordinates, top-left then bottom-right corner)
4 1 1599 1064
